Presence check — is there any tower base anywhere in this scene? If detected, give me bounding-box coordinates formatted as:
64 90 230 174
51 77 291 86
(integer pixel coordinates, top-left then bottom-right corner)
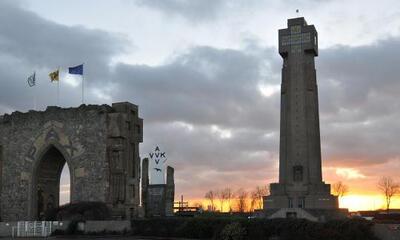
264 182 338 209
262 182 346 221
261 208 348 222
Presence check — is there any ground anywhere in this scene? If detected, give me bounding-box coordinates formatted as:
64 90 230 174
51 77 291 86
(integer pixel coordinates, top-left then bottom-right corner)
8 237 194 240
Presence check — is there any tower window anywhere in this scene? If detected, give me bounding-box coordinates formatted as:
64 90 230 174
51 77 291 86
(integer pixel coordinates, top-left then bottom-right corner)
298 197 305 208
288 198 293 208
293 165 303 182
290 25 301 34
135 124 141 134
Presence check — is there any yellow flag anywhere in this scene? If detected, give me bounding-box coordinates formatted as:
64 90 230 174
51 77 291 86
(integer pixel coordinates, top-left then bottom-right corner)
49 69 59 82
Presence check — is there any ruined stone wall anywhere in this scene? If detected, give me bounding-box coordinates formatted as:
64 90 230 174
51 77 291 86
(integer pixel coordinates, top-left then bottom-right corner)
0 102 143 221
108 102 143 218
165 166 175 217
0 122 3 221
143 162 175 217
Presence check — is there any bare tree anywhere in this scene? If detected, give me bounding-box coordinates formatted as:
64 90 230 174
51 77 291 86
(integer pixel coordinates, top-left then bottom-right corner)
378 176 400 213
216 190 223 212
205 190 216 211
250 190 258 212
224 188 235 212
236 188 248 213
250 185 269 211
255 185 269 209
218 188 231 212
332 181 349 198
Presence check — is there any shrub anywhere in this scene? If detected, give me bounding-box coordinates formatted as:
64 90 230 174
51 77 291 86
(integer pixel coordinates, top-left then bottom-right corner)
131 217 379 240
45 201 111 221
66 219 84 235
220 222 246 240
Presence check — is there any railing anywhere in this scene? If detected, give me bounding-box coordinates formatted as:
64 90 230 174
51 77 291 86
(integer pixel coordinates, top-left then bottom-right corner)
11 221 59 237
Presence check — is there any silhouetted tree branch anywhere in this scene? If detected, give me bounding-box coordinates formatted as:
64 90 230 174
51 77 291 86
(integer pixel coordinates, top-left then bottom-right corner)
250 185 269 211
378 176 400 213
332 181 349 198
205 190 216 211
236 188 248 213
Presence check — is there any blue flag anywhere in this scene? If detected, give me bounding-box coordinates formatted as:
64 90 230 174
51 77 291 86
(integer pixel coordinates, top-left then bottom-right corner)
69 64 83 75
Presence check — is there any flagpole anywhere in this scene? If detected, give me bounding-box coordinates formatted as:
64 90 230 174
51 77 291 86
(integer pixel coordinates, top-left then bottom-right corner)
57 80 60 106
34 76 37 110
57 67 60 106
82 73 84 104
33 72 37 110
82 62 85 104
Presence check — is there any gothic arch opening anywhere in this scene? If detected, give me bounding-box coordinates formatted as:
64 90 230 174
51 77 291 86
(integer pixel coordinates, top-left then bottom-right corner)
59 163 71 205
32 146 71 220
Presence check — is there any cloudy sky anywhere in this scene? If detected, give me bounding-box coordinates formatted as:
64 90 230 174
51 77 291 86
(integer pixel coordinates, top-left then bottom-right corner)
1 0 400 211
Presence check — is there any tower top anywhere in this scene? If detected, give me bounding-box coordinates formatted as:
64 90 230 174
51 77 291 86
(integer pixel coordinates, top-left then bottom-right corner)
287 17 307 27
278 17 318 57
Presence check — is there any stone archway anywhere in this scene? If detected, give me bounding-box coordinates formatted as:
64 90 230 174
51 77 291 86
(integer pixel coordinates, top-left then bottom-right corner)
30 144 72 220
0 102 143 221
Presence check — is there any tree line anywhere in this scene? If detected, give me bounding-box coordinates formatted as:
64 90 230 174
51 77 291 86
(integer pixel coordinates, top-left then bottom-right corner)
332 176 400 212
201 176 400 213
203 186 269 213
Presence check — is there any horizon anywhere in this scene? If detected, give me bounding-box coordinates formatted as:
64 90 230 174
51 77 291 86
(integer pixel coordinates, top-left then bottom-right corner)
1 0 400 212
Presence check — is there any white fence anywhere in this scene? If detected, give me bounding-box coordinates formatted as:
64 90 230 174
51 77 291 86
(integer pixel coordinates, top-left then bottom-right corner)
12 221 62 237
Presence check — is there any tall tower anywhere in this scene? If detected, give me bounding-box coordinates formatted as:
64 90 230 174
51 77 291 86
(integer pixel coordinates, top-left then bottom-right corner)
264 17 338 216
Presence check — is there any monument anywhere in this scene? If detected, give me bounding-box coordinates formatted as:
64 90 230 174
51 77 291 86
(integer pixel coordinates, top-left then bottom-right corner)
0 102 143 221
263 17 342 220
141 157 175 217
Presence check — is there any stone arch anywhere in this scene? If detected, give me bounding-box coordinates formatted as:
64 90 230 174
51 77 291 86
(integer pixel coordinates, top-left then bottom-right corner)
29 142 74 220
0 102 144 221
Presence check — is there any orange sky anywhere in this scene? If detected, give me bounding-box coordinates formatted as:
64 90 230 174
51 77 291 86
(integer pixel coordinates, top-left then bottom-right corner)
3 0 400 216
189 195 400 213
172 159 400 212
59 158 400 212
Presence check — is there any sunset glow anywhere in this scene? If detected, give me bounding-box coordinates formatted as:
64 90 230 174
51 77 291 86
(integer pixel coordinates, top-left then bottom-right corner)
2 1 400 222
188 195 400 213
339 195 400 212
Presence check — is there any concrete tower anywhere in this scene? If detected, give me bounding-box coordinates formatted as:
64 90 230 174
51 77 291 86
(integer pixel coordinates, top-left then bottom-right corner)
264 17 338 219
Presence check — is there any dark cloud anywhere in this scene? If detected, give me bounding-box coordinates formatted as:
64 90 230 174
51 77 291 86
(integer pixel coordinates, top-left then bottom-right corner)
112 46 281 129
2 0 400 200
318 39 400 167
109 38 400 197
0 0 128 112
109 44 281 198
0 1 127 68
134 0 226 22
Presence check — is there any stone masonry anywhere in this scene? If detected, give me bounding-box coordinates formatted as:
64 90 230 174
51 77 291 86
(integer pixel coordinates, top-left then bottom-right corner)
0 102 143 221
264 17 339 219
141 158 175 217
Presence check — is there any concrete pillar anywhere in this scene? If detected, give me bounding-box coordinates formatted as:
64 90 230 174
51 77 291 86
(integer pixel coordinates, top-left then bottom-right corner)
165 166 175 216
141 158 149 217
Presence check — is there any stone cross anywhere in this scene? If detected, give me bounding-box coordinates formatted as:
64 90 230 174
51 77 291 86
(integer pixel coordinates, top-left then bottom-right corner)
279 18 318 56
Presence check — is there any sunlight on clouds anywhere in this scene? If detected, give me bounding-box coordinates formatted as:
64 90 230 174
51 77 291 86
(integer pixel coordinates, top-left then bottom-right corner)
62 74 80 87
211 125 232 139
336 168 366 179
92 88 112 101
173 121 194 132
263 132 275 138
258 84 280 98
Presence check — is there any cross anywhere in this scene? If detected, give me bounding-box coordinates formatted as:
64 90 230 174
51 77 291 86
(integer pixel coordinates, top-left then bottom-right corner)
279 18 318 59
280 27 311 47
63 139 78 157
